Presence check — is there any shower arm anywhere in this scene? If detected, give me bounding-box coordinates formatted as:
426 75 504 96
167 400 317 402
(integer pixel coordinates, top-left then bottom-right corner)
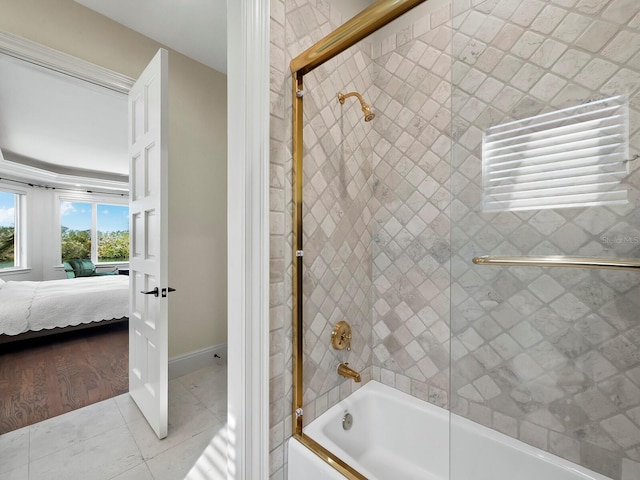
338 91 375 122
338 91 365 105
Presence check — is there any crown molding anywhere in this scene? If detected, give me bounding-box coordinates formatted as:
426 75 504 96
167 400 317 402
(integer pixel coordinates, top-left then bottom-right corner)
0 153 128 194
0 31 134 94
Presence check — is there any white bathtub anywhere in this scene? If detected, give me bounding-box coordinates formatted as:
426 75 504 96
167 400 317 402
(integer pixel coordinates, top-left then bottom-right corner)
288 381 610 480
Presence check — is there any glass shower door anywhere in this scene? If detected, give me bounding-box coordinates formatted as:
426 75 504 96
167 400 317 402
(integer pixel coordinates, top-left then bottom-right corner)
450 0 640 479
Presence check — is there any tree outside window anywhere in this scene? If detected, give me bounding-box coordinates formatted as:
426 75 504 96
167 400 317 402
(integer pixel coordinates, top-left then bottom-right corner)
60 201 91 260
60 200 129 263
97 204 129 262
0 190 16 269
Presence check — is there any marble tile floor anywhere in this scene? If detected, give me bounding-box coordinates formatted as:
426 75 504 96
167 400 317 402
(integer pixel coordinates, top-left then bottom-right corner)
0 362 228 480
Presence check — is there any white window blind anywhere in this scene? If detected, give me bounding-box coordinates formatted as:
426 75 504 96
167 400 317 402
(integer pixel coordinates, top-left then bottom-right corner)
482 95 629 212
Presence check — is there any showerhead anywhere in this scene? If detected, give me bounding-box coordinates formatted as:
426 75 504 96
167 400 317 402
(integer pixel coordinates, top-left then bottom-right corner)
338 91 375 123
363 106 375 122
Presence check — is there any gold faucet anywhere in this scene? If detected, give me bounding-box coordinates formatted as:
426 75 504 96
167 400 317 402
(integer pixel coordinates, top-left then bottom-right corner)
337 362 361 382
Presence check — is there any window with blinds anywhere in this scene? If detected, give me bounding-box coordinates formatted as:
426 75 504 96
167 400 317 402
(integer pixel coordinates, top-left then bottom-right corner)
482 95 629 212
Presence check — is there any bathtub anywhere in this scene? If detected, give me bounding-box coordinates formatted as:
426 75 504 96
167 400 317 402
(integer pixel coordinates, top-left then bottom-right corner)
288 381 610 480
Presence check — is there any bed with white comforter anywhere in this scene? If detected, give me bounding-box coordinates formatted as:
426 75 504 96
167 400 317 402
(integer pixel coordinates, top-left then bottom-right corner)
0 275 129 337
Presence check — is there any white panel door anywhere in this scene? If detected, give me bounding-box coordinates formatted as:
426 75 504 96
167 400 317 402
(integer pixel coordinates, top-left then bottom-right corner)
128 48 169 439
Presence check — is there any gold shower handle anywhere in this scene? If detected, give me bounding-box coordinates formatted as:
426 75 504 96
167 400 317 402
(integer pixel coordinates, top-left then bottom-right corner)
331 320 352 351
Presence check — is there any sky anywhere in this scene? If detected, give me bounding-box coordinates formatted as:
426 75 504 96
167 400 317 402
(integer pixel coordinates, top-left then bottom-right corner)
61 201 129 232
0 195 129 231
0 191 15 227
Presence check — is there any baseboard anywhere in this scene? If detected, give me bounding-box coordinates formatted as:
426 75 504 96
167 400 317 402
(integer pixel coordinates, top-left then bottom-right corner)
168 343 227 379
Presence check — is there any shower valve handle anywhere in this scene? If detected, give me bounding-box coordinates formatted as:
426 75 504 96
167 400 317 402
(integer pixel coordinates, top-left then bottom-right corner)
331 321 353 351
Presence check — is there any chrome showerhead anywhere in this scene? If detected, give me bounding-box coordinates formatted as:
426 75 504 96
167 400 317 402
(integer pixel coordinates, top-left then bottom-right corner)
338 91 375 123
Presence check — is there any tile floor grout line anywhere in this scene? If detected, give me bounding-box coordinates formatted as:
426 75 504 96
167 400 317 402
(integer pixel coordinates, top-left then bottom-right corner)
27 398 128 464
104 458 150 480
123 415 149 464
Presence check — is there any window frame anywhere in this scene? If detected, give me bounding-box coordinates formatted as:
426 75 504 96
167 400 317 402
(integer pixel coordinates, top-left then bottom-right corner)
0 184 27 273
56 192 129 266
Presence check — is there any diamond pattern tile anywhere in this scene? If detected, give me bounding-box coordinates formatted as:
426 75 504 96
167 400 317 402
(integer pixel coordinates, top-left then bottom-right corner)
451 1 640 476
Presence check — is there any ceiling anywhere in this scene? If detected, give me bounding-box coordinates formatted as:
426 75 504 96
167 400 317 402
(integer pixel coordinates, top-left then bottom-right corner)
0 54 129 177
0 0 227 182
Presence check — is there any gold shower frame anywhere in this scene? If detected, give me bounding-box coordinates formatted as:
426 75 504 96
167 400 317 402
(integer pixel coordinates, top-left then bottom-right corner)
290 1 427 478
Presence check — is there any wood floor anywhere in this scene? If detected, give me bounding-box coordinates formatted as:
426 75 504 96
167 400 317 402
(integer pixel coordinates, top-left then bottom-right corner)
0 322 128 435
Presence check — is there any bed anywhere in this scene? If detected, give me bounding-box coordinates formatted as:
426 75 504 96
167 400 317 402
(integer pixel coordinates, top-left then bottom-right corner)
0 275 129 343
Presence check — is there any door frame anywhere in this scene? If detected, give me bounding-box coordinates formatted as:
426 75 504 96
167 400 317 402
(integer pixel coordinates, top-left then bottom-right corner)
227 0 271 478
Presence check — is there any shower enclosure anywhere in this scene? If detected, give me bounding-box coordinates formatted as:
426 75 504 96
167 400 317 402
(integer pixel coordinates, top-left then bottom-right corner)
288 0 640 478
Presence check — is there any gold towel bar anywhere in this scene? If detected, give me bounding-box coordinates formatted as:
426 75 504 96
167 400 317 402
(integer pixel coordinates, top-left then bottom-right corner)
472 256 640 271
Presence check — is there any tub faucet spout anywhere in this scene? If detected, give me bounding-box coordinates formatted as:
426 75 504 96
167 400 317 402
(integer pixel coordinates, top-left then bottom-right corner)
337 362 361 382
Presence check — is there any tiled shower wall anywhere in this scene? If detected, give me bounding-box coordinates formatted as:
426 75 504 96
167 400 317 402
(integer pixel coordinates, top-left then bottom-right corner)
368 4 453 407
450 0 640 478
269 0 291 477
284 0 455 426
292 7 376 425
269 0 377 475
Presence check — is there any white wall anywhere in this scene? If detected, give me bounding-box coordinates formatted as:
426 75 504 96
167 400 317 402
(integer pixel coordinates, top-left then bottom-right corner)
0 0 227 357
0 181 49 281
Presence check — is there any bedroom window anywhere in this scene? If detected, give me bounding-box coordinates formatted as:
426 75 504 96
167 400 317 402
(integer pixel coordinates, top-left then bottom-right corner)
0 189 24 270
97 204 129 263
60 201 92 261
60 200 129 264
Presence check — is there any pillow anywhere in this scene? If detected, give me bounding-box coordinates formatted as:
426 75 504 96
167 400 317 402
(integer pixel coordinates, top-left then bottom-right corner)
67 259 96 277
62 262 76 278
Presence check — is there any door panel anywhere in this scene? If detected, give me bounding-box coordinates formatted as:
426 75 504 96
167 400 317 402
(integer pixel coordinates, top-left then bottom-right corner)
128 48 169 439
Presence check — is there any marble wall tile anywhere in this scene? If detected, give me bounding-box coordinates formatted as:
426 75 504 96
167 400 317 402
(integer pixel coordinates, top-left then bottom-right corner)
451 0 640 477
269 0 293 478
